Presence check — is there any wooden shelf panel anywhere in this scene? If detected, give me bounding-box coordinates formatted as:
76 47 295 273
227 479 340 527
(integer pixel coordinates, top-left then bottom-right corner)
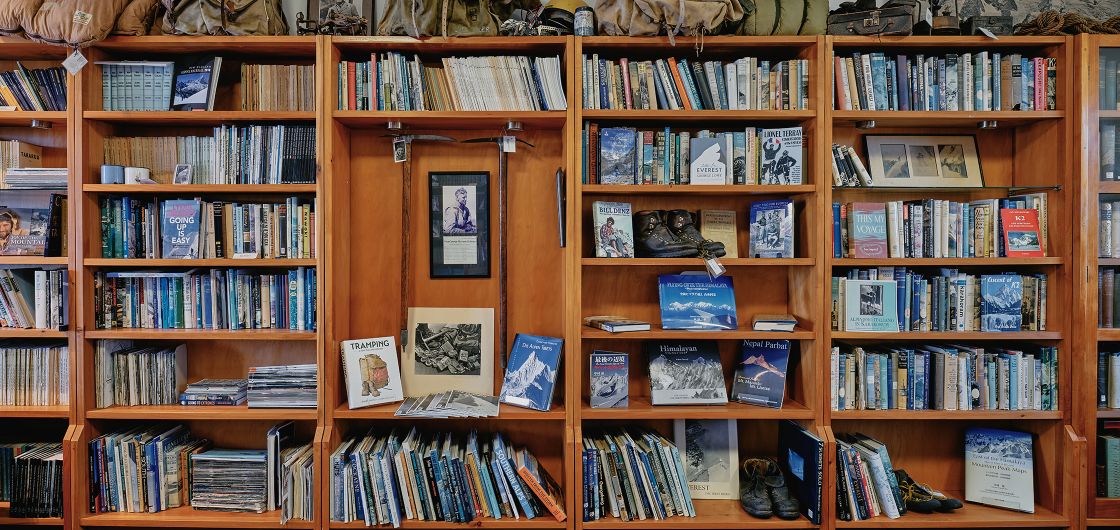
581 109 815 122
332 35 568 54
84 184 317 194
81 506 313 528
835 494 1065 528
582 326 814 340
1103 110 1120 119
830 35 1068 47
85 329 316 341
1098 408 1120 418
0 256 67 265
581 397 813 420
832 257 1063 266
1098 329 1120 341
0 328 67 338
93 35 317 56
86 404 317 420
0 111 67 126
1089 517 1120 527
579 35 818 50
584 499 815 528
0 405 68 418
333 402 565 420
583 258 814 267
0 502 61 526
331 518 566 528
831 331 1061 340
83 111 314 124
832 110 1064 128
832 409 1062 421
85 258 317 267
333 110 566 130
1099 181 1120 194
582 184 814 196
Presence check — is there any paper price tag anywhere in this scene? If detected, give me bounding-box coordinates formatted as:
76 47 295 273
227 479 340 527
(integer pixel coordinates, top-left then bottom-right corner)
62 48 87 75
393 138 408 163
502 136 516 153
705 257 726 279
979 27 999 40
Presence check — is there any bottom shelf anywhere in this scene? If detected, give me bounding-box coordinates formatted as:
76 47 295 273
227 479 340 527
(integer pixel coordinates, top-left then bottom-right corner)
81 506 313 528
836 492 1066 528
330 518 566 528
0 501 61 526
582 499 816 529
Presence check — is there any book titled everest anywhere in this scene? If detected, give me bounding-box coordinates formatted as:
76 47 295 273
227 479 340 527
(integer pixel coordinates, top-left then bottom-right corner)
847 202 888 258
598 127 637 184
499 334 563 412
981 274 1023 332
689 137 727 185
589 350 628 408
340 336 404 409
965 427 1035 513
1001 208 1044 257
645 340 728 405
674 419 739 500
657 272 737 330
160 199 201 259
731 339 790 408
757 127 802 185
843 279 899 332
172 56 222 111
749 199 794 258
592 201 634 258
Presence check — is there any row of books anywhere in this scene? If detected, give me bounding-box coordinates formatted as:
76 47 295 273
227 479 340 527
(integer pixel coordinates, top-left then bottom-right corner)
97 61 175 111
831 343 1059 412
103 124 317 184
1098 268 1120 329
241 64 315 111
0 342 68 406
93 267 317 331
0 268 68 330
99 196 315 259
337 53 567 111
836 433 905 520
1101 122 1120 181
329 429 565 527
1100 54 1120 111
1096 200 1120 258
581 428 694 522
1098 350 1120 409
832 269 1047 333
584 124 803 186
1099 421 1120 497
832 52 1057 112
830 143 874 187
1 443 64 518
836 197 1049 259
0 64 65 111
93 342 186 408
581 55 809 111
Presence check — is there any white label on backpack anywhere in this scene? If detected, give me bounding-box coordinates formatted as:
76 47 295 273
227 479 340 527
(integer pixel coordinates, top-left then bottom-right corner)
62 49 87 76
73 10 92 25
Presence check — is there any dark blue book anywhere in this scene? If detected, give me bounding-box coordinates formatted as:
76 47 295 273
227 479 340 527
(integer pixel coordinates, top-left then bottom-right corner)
499 334 563 412
657 272 737 330
598 127 637 184
778 420 823 524
730 339 790 408
980 274 1022 332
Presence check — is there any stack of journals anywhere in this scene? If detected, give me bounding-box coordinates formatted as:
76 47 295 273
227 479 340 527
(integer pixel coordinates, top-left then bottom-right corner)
179 378 248 406
0 343 68 406
241 64 315 111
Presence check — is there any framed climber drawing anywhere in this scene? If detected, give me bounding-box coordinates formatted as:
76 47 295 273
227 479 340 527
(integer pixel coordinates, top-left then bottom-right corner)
429 171 491 278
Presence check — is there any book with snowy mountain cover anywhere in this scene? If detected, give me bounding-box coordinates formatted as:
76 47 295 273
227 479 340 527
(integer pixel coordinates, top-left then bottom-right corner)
657 272 737 331
499 334 563 411
644 340 728 405
674 419 739 499
589 351 628 408
965 427 1034 513
730 339 790 408
980 274 1023 332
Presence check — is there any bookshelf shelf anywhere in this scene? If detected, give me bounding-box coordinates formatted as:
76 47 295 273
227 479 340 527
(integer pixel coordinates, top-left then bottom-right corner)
85 405 317 420
831 409 1062 421
83 329 316 340
582 258 814 267
829 35 1068 47
581 326 814 340
333 403 565 420
82 111 315 123
1091 497 1120 518
0 111 67 126
831 331 1061 340
583 500 815 529
332 110 567 130
0 256 67 265
581 184 815 196
831 110 1065 128
832 257 1064 266
0 405 68 418
83 184 318 194
581 397 813 420
581 109 815 122
1098 408 1120 418
330 519 568 529
834 493 1066 528
0 502 61 526
1103 110 1120 119
1097 329 1120 341
80 506 313 528
0 328 67 338
84 258 317 267
92 35 318 55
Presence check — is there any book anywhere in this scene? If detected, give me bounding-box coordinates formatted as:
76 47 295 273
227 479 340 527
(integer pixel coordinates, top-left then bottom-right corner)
674 419 738 499
730 339 790 408
592 201 634 258
965 428 1034 512
403 307 495 397
847 202 888 258
657 272 737 331
645 340 728 405
751 314 798 332
599 128 637 184
341 336 404 409
778 420 824 524
93 343 187 407
749 199 795 258
689 137 727 185
0 190 55 256
699 210 739 258
0 343 68 406
1001 208 1044 257
583 315 650 333
589 351 628 408
843 279 899 332
160 199 201 259
499 334 563 412
0 63 66 111
172 56 221 111
96 61 174 111
757 127 802 185
241 64 315 111
981 274 1023 332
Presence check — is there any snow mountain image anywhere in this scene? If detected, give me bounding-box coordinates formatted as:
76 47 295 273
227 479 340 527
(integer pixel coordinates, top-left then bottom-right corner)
499 334 563 411
646 341 728 405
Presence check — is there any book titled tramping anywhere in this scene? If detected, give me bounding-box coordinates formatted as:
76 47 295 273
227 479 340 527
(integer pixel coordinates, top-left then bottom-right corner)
499 333 563 412
644 340 728 405
657 272 737 331
730 339 790 408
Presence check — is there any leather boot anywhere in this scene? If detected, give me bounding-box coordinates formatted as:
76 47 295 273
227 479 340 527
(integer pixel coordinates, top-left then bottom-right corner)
634 210 699 258
761 458 800 520
739 458 773 518
663 210 726 257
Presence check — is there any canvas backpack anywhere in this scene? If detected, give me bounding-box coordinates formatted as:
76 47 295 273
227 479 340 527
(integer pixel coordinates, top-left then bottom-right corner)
378 0 520 37
0 0 42 36
596 0 745 37
161 0 288 36
113 0 161 35
737 0 827 36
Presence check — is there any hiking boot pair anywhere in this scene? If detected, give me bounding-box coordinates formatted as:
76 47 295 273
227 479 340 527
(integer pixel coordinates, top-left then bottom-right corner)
634 210 727 258
895 469 963 514
740 458 799 520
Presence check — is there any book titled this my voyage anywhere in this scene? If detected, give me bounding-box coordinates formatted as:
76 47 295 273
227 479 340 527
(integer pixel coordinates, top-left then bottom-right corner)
847 202 888 258
658 272 737 331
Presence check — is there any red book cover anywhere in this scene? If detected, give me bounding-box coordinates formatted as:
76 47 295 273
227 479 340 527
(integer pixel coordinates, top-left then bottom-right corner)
346 61 357 111
847 202 888 259
1001 208 1044 257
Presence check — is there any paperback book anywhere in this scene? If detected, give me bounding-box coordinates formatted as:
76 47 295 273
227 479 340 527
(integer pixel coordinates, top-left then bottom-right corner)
778 420 823 524
172 56 221 111
645 340 728 405
757 127 802 185
730 339 790 408
847 202 888 258
160 199 201 259
843 279 900 332
689 137 727 185
592 201 634 258
589 351 628 408
499 334 563 412
749 199 795 258
674 419 739 499
965 427 1034 512
657 272 737 330
599 127 637 184
340 336 404 409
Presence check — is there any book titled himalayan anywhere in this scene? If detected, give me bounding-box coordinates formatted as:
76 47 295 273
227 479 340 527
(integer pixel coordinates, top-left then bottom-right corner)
657 272 737 330
161 199 201 259
965 427 1034 513
592 201 634 258
847 202 888 258
589 350 628 408
0 190 54 256
1001 208 1044 257
749 199 794 258
645 340 728 405
499 334 563 412
981 274 1023 332
757 127 802 185
340 336 404 409
843 279 899 332
730 339 790 408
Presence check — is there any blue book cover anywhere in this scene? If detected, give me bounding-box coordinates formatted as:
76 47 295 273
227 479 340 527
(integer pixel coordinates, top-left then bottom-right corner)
499 333 563 412
778 420 823 524
749 199 795 258
730 339 790 408
981 274 1022 332
965 428 1034 512
644 340 728 405
590 351 628 408
599 127 637 184
657 273 737 330
843 279 899 332
870 53 888 110
161 199 200 259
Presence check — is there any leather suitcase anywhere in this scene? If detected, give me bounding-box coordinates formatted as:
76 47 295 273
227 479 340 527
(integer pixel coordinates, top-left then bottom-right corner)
827 6 915 36
962 15 1013 36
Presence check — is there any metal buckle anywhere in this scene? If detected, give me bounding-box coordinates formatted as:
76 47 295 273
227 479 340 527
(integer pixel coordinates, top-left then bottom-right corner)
864 10 881 27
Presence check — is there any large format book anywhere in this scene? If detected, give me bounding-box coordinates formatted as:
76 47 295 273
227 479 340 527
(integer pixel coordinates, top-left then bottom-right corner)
965 428 1034 512
171 56 221 111
757 127 802 185
689 137 727 185
843 279 899 332
699 210 739 257
592 201 634 258
160 199 201 259
674 419 738 500
341 336 404 409
980 274 1023 332
778 421 823 524
645 340 728 405
589 351 628 408
749 199 795 258
730 339 790 408
657 272 737 331
499 334 563 412
847 202 888 258
0 190 55 256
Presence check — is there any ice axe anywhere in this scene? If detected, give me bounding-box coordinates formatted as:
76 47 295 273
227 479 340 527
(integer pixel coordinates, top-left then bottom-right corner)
384 132 457 346
461 133 534 367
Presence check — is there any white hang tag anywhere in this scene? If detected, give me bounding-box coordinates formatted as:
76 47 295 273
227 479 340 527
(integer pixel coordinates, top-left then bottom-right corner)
979 27 999 40
393 138 407 163
62 48 87 76
705 257 726 279
502 136 516 153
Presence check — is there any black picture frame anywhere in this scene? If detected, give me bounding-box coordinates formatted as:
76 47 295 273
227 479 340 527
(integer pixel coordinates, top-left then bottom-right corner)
429 171 491 278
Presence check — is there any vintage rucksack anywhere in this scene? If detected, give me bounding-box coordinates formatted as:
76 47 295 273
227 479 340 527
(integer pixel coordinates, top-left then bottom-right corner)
161 0 288 36
737 0 827 36
24 0 130 46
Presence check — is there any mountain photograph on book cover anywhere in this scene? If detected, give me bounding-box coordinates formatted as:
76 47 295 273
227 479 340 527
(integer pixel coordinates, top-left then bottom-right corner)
645 340 728 405
731 339 790 408
499 334 563 412
981 274 1022 332
658 273 737 331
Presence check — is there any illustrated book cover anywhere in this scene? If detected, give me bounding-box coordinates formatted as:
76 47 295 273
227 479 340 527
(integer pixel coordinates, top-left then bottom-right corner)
674 419 739 499
965 427 1034 513
645 340 728 405
1001 208 1044 257
403 307 495 397
598 127 637 184
657 272 737 330
847 202 888 258
340 336 404 409
981 274 1023 332
589 350 628 408
499 333 563 412
730 339 790 408
749 199 795 258
172 56 222 111
592 201 634 258
161 199 201 259
757 127 803 185
0 190 54 256
689 137 727 185
843 279 899 332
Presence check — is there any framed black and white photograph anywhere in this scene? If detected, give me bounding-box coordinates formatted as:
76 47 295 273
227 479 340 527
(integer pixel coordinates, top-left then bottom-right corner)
402 307 495 397
173 164 192 185
429 171 490 278
864 134 983 187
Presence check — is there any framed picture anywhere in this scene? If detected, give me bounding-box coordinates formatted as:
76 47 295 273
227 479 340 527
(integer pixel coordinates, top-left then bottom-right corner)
863 134 983 187
173 164 192 184
304 0 373 34
429 171 490 278
402 307 495 397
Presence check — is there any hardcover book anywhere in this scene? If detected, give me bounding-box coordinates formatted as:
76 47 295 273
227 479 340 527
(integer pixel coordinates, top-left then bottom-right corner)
645 340 728 405
161 199 201 259
689 137 727 185
847 202 888 258
757 127 802 185
341 336 404 409
582 315 649 333
843 279 900 332
965 427 1034 513
749 199 795 258
0 190 52 256
657 272 737 330
499 334 563 412
172 56 222 111
598 127 637 184
674 419 739 499
700 209 739 257
589 350 628 408
981 274 1023 332
778 420 824 524
1001 208 1044 257
730 339 790 408
592 201 634 258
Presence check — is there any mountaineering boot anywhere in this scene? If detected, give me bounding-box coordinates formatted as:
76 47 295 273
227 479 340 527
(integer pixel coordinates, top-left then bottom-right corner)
760 458 800 520
739 458 773 518
634 210 699 258
663 209 727 257
894 469 942 514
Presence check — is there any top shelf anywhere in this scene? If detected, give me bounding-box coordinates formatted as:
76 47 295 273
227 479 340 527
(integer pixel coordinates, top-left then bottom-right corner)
581 109 814 122
830 35 1068 48
83 111 315 124
832 110 1065 128
91 35 317 56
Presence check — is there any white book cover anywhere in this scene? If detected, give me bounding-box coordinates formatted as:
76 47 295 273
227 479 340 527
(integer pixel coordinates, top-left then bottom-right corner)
965 428 1035 513
674 419 738 500
342 336 405 409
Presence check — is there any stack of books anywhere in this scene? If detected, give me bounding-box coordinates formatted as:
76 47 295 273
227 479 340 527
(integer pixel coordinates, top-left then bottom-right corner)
0 343 68 406
582 55 810 110
240 64 315 111
247 364 317 408
2 167 67 190
832 343 1059 411
836 433 904 521
337 53 567 111
0 140 43 179
95 61 175 111
190 449 269 513
92 343 187 408
581 428 695 522
5 443 64 518
0 64 66 111
832 52 1057 111
179 378 247 406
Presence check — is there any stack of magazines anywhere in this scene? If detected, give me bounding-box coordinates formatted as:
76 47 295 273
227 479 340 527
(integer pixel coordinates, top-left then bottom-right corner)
581 429 695 522
1 168 67 190
248 364 317 408
180 378 247 406
5 443 64 518
394 391 499 418
190 449 268 513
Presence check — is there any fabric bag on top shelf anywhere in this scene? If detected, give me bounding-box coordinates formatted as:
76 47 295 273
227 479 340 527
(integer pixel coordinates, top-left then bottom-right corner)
737 0 827 36
0 0 42 36
24 0 129 46
596 0 745 37
161 0 288 36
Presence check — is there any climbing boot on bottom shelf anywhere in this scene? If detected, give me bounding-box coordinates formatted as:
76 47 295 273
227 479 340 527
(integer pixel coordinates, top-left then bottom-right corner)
759 457 800 520
663 209 726 257
739 458 773 518
894 469 942 514
633 210 700 258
